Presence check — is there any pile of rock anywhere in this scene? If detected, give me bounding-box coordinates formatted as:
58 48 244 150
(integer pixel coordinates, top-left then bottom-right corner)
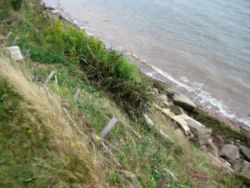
151 87 250 183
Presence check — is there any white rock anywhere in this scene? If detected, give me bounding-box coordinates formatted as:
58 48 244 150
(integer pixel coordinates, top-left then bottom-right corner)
144 114 155 127
7 46 24 61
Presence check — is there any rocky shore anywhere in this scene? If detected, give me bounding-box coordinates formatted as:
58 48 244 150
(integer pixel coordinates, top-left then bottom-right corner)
145 86 250 184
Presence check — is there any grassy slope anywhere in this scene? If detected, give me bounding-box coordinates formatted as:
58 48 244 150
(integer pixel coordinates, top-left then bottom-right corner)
0 56 107 187
0 0 245 187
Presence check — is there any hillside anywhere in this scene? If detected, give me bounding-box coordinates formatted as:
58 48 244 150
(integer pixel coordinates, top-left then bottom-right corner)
0 0 248 187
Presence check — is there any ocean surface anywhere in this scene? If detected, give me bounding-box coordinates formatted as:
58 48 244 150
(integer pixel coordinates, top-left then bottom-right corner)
43 0 250 129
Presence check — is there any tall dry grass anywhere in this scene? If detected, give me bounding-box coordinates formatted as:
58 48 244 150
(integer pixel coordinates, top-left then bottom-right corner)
0 56 108 187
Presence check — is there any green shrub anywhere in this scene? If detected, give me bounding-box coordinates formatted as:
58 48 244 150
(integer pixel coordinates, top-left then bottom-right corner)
11 0 23 11
30 48 68 64
43 20 151 117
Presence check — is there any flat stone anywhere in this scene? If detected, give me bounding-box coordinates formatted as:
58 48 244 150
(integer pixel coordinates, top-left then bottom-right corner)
240 145 250 162
220 144 240 162
177 114 206 130
173 93 197 111
165 88 179 98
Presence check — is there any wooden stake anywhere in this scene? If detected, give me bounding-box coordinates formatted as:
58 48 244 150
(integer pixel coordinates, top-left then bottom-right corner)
99 116 119 139
45 70 56 85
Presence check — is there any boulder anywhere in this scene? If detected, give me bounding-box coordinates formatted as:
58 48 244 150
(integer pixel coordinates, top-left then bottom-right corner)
196 128 212 146
240 145 250 162
173 93 197 111
220 144 240 162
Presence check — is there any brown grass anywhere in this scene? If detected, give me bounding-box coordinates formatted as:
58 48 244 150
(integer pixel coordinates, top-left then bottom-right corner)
0 55 108 187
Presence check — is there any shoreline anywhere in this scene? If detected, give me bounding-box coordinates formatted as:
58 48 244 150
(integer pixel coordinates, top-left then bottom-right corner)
42 1 250 135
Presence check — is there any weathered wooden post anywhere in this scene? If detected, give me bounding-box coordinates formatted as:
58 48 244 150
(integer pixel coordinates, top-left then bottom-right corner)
99 116 119 139
44 70 56 85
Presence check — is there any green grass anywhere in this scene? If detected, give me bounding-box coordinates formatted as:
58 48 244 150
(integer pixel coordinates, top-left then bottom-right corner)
0 78 51 187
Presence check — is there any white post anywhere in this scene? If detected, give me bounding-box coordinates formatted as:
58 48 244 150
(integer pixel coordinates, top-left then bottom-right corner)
45 71 56 85
99 116 119 139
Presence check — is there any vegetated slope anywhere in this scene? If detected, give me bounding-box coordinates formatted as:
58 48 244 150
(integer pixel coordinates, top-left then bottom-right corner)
0 56 107 187
0 0 245 187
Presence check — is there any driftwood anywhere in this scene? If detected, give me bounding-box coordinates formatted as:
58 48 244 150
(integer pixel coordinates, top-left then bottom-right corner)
44 70 56 85
99 116 119 139
154 104 192 136
73 88 81 102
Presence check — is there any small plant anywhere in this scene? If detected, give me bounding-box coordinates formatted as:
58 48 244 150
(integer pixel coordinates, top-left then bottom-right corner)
11 0 23 11
108 170 122 184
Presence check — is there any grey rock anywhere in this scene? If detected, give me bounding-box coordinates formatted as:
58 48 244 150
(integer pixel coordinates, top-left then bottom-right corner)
220 144 240 162
240 145 250 162
169 105 184 115
173 93 197 111
197 128 212 146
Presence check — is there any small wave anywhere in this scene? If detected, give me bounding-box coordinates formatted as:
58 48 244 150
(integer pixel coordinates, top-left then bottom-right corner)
145 63 250 128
